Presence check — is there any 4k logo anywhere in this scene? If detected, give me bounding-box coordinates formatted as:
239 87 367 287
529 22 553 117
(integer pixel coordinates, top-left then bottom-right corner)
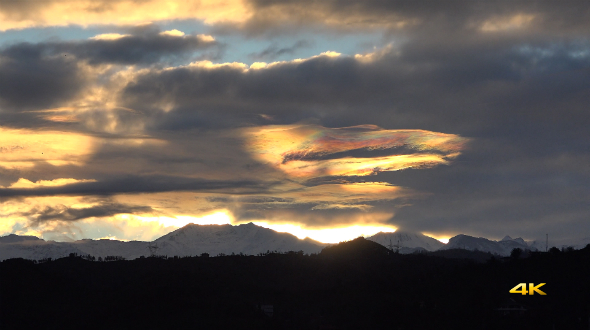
509 283 547 295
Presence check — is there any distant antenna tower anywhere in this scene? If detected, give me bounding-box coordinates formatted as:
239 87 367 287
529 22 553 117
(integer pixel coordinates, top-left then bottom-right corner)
148 242 159 257
395 237 402 253
545 234 548 252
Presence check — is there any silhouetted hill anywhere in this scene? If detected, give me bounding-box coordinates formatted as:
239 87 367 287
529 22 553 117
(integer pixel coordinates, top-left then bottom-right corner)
320 236 390 259
1 242 589 329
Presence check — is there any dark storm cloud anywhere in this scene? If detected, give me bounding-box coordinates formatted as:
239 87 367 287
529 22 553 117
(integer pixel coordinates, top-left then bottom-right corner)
0 26 218 114
121 40 590 135
249 40 312 60
65 32 217 65
0 46 86 111
245 0 590 35
1 27 217 66
118 26 590 242
0 175 276 198
23 202 155 225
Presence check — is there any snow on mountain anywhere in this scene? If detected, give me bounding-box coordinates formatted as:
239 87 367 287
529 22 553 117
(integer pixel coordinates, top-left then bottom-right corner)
441 234 533 256
0 234 42 244
0 239 87 261
0 223 326 261
367 231 445 253
154 222 325 256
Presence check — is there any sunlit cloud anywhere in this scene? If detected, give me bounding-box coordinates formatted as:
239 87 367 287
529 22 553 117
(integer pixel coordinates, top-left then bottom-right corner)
480 14 536 32
0 193 234 241
90 33 130 40
0 127 96 169
76 211 232 242
159 29 185 37
0 196 99 238
124 210 233 229
421 232 451 244
245 124 468 179
310 204 373 211
249 220 397 244
8 178 96 189
0 0 251 31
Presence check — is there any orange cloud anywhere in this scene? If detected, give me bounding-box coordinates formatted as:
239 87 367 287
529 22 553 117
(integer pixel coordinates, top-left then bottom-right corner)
0 127 96 169
8 178 96 189
244 124 468 179
0 0 251 31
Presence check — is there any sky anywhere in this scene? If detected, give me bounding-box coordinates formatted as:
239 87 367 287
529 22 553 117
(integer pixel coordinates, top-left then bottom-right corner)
0 1 588 245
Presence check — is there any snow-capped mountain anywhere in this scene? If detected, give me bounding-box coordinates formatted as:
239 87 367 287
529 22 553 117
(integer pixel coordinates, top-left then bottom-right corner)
367 231 445 253
0 236 150 261
0 239 87 261
440 234 533 256
0 234 42 244
153 223 325 256
0 223 326 261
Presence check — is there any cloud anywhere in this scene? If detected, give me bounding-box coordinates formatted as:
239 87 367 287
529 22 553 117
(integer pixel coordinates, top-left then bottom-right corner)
244 124 467 178
249 40 312 60
0 127 96 168
0 0 588 39
1 1 589 244
0 0 250 31
0 46 87 111
0 175 275 198
0 26 220 117
30 41 582 242
245 0 590 34
8 178 96 188
24 202 155 225
1 27 218 66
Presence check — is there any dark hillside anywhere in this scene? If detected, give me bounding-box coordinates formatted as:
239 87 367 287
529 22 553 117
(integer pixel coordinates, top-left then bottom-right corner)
320 236 390 259
1 244 589 330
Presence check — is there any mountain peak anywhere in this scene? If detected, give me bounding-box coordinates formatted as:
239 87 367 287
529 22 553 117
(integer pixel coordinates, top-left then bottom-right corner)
443 234 532 256
367 230 445 252
320 237 390 258
0 234 42 244
153 222 325 256
513 237 526 245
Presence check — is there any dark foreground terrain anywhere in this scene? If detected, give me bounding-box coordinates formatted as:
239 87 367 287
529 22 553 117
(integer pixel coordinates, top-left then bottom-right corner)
1 238 589 330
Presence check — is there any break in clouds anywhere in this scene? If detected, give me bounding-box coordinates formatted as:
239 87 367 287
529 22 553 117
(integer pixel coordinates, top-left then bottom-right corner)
0 0 589 245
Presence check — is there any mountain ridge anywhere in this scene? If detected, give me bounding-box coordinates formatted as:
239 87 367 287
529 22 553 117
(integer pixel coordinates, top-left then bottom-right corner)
1 223 581 260
0 222 326 261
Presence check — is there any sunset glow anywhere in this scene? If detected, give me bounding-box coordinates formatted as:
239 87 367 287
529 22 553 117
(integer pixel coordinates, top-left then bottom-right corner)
1 0 585 250
250 221 398 244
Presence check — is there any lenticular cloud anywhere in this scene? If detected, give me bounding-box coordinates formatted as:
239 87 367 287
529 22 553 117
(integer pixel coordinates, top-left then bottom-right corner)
245 124 468 179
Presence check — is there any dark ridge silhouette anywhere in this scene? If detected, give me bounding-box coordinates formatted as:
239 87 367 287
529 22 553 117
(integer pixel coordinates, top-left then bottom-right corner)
1 242 589 329
320 236 391 259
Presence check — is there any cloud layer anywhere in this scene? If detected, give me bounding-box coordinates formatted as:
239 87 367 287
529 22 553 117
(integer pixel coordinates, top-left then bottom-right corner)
0 1 589 245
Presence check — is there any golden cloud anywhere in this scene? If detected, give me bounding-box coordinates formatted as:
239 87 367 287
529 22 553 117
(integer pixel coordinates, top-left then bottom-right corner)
8 178 96 189
479 14 536 32
0 127 96 169
0 0 251 31
244 124 468 179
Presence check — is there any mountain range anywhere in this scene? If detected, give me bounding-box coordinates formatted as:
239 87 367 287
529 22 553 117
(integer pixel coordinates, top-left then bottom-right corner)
366 231 445 254
0 223 576 261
